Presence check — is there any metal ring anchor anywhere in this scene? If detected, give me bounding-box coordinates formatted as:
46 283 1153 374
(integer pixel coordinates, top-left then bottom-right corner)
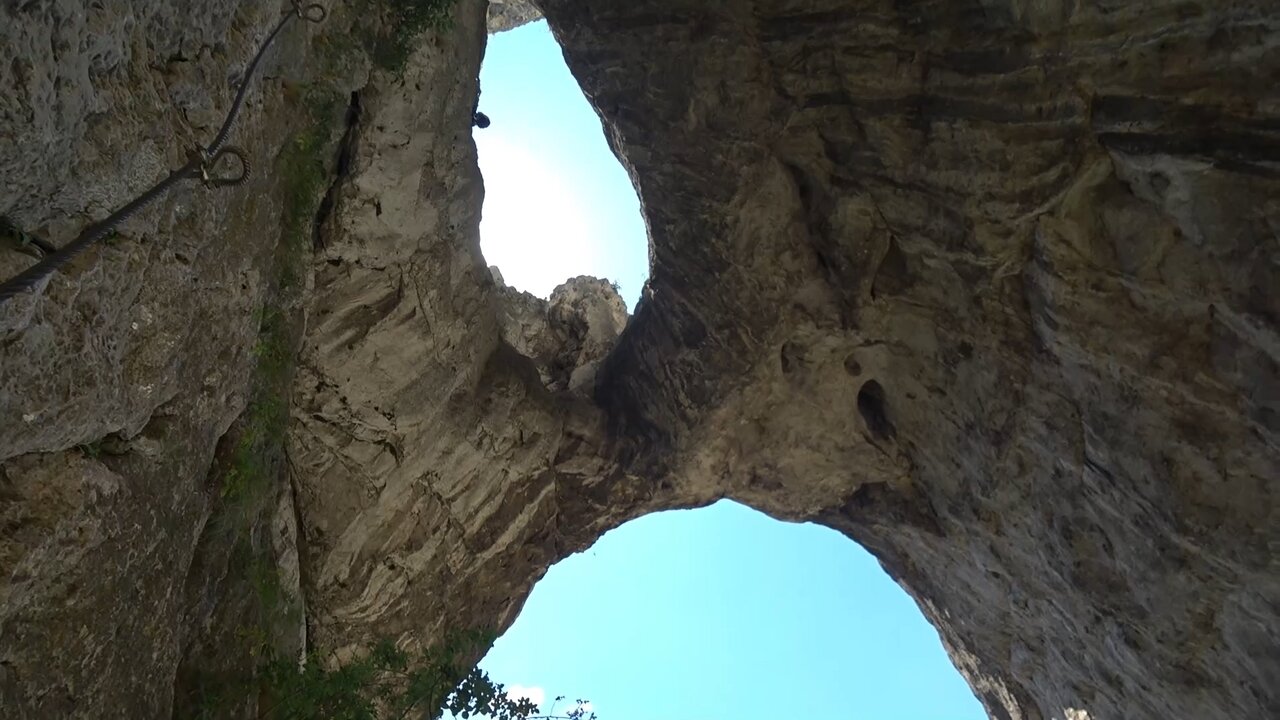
189 146 252 189
291 1 327 22
0 0 327 304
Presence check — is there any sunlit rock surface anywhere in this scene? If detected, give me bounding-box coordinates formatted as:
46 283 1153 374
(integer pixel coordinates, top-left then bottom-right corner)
495 277 629 393
1 1 1277 719
486 0 542 34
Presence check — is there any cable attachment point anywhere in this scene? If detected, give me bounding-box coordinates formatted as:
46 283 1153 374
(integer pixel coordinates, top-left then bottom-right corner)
291 1 327 22
190 146 252 189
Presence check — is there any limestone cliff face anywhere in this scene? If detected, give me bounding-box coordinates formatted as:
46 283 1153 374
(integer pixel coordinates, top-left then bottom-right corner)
486 0 541 33
532 2 1280 718
0 1 338 714
1 1 1277 719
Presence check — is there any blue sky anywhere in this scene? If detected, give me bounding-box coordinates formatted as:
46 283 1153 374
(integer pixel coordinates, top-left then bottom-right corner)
475 22 648 309
474 22 984 720
477 501 983 720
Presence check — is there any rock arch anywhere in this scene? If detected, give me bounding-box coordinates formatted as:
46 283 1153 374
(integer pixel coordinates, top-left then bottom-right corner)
0 1 1275 719
295 3 1279 720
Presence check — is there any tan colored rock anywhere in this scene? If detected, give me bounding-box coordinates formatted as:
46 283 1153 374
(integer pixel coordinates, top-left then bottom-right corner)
295 1 1280 719
497 276 628 392
486 0 542 33
531 1 1280 718
1 2 1278 720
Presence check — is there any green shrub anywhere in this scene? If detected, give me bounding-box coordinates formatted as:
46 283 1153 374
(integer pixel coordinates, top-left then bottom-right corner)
195 629 594 720
355 0 461 71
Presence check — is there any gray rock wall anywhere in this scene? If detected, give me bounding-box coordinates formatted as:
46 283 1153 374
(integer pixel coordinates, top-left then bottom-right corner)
535 1 1280 718
0 0 337 715
487 0 542 33
1 1 1277 719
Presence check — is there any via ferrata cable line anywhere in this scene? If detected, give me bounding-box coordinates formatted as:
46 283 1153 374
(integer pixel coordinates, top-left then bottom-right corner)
0 1 327 305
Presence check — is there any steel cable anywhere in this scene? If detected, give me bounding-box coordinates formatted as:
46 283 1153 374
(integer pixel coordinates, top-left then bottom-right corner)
0 2 326 305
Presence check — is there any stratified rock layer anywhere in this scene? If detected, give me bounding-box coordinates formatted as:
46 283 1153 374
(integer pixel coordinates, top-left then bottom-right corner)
1 1 1277 720
533 2 1280 718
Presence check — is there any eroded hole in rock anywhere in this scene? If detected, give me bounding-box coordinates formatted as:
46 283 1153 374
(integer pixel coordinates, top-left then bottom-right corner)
857 379 896 441
475 501 983 719
475 21 648 310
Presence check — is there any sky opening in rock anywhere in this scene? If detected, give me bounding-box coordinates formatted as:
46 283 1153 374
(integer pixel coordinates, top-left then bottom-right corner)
473 21 983 720
478 500 986 720
476 20 649 310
